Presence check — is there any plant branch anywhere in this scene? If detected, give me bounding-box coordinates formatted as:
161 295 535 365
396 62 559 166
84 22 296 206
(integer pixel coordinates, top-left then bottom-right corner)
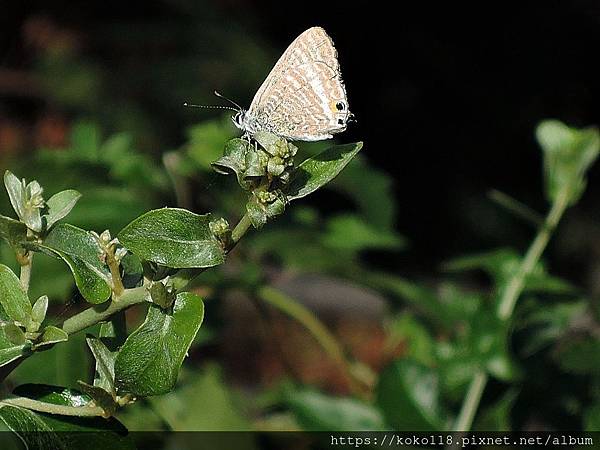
18 253 32 293
0 397 105 417
453 185 572 432
61 285 148 335
106 251 125 297
496 186 571 320
453 371 488 432
230 213 252 247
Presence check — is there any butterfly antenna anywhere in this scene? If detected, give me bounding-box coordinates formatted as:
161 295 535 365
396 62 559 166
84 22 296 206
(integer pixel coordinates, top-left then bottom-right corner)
213 90 243 112
183 102 239 112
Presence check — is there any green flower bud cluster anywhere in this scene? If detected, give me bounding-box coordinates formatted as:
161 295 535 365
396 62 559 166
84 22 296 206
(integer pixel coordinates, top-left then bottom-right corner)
209 217 232 247
211 132 298 190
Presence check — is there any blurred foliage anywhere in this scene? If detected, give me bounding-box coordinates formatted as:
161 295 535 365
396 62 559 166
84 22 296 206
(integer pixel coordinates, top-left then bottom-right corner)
2 113 600 441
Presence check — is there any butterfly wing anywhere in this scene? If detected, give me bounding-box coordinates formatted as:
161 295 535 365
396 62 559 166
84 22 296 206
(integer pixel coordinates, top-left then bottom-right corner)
245 27 351 141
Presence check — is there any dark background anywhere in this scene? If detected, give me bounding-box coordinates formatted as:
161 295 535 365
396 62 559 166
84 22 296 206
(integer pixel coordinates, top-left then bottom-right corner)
4 1 600 279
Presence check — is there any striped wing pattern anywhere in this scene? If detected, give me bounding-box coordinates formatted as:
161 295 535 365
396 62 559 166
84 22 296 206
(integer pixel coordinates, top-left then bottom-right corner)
244 27 351 141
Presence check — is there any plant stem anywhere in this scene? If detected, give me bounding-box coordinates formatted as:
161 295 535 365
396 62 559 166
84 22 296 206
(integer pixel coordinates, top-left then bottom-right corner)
257 285 369 397
106 251 125 297
61 286 148 335
0 397 105 417
453 186 572 432
453 370 489 432
496 186 571 320
231 213 252 246
19 253 32 293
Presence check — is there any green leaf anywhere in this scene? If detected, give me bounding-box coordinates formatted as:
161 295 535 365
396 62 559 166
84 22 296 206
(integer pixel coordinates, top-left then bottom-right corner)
286 142 363 200
12 384 91 407
444 248 576 295
0 264 32 327
76 381 117 416
536 120 600 205
0 405 62 450
265 196 286 218
98 315 127 351
246 198 268 229
30 224 111 304
44 190 82 229
86 336 116 393
0 384 133 450
376 359 443 430
3 171 25 221
211 138 250 176
34 326 69 350
22 181 44 232
3 323 26 346
114 291 204 396
0 215 27 249
30 295 49 332
118 208 225 269
120 253 143 288
0 324 30 368
288 389 387 431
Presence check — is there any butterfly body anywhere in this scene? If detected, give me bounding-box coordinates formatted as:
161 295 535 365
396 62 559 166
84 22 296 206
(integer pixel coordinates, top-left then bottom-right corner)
234 27 351 142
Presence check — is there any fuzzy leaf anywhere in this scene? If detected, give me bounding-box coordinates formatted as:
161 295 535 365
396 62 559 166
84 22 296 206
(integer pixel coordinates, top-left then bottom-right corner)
0 325 30 367
286 142 363 200
0 264 32 327
3 323 26 345
30 295 49 331
118 208 225 269
0 384 132 449
211 138 249 175
76 381 117 416
0 215 28 248
246 199 267 229
3 171 25 220
44 190 82 229
30 224 111 304
114 292 204 396
86 336 116 393
34 326 69 350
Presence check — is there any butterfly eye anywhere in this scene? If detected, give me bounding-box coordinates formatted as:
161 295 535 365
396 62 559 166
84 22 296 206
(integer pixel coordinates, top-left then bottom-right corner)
336 102 345 111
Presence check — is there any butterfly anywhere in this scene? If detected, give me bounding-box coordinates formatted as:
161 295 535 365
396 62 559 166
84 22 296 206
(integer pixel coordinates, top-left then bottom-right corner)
232 26 352 142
